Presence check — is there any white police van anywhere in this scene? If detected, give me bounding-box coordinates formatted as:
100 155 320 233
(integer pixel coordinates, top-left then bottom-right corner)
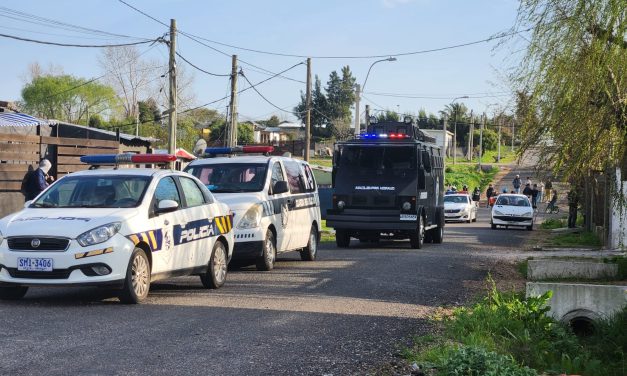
185 146 321 271
0 154 234 303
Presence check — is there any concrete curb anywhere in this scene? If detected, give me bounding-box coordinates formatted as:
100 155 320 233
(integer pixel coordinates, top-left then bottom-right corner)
528 260 618 280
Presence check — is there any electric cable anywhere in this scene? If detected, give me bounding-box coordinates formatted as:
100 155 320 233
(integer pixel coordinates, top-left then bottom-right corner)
0 32 164 48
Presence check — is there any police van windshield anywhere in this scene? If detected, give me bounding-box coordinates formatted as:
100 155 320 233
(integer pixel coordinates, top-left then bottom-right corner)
186 163 267 193
31 175 151 208
338 146 416 175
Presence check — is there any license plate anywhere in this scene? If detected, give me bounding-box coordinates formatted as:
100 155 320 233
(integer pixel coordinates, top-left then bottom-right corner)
17 257 53 272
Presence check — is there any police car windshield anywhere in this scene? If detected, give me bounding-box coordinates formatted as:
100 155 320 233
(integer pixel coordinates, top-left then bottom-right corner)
495 196 530 207
338 146 416 175
31 175 151 208
186 163 267 193
444 196 469 204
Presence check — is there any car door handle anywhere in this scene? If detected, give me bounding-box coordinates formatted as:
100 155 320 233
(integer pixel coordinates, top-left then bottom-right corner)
164 219 169 226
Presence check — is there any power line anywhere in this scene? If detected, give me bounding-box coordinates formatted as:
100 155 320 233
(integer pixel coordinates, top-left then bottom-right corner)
0 6 149 40
0 32 164 48
175 51 231 77
363 91 511 99
239 70 301 115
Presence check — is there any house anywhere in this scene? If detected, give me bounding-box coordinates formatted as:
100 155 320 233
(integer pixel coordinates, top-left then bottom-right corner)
277 121 305 140
422 129 454 157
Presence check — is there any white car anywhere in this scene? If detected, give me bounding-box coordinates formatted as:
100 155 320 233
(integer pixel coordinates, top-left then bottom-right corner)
444 194 477 223
0 160 234 303
491 194 534 230
185 150 321 271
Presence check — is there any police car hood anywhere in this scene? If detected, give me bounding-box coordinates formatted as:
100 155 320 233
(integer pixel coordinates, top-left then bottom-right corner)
213 192 264 213
492 205 533 216
444 202 470 210
0 208 137 237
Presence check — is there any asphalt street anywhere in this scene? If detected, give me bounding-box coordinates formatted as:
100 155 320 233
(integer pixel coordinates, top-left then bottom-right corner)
0 208 532 376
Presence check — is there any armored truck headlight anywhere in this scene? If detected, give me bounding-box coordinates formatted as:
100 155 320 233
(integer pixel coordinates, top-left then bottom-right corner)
77 222 121 247
402 202 411 211
238 204 263 229
337 200 346 209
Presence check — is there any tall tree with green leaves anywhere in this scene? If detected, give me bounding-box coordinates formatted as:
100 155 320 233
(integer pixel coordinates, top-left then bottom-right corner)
21 75 117 124
511 0 626 180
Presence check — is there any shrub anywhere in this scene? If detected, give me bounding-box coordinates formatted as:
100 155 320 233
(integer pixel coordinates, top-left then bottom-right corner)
440 346 537 376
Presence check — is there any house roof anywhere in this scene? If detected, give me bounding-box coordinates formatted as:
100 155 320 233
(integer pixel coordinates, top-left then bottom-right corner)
59 121 157 143
0 112 58 127
278 121 304 128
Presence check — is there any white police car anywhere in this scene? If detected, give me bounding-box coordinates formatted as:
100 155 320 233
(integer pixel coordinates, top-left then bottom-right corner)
185 146 321 271
491 194 534 231
0 154 234 303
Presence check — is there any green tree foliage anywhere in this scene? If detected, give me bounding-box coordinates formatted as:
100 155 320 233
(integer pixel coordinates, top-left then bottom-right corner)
512 0 627 180
138 99 160 124
466 128 498 153
376 110 399 122
205 121 252 145
21 74 117 124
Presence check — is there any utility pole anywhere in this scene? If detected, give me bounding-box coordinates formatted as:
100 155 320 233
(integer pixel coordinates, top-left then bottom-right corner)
497 116 502 162
479 113 485 171
365 104 370 127
511 119 515 152
135 102 139 137
467 110 473 161
453 111 458 165
442 116 448 157
228 55 238 147
167 19 177 166
304 57 312 161
354 84 361 136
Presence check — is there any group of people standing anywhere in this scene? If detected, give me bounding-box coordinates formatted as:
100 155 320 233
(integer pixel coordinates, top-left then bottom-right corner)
484 174 558 210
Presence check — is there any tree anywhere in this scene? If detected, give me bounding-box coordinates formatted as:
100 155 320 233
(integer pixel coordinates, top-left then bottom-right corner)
466 128 498 154
265 115 280 127
440 102 469 144
99 46 159 119
21 74 116 123
376 110 399 122
511 0 627 181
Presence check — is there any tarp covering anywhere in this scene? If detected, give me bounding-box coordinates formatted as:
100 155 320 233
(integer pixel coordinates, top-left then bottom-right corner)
0 112 56 127
154 148 197 160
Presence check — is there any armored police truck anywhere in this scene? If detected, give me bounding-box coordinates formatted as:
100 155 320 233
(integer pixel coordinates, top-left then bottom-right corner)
326 118 444 249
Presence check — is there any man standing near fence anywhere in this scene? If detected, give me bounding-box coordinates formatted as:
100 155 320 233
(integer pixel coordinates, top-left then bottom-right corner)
23 159 54 201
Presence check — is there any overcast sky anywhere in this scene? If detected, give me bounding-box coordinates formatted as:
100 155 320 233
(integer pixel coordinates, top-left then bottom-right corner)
1 0 527 122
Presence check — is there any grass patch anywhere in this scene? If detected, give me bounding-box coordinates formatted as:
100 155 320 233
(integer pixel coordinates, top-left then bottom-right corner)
604 256 627 280
517 259 529 278
540 217 567 229
403 279 627 375
444 164 499 191
550 231 601 247
319 219 334 243
309 157 332 167
446 149 518 165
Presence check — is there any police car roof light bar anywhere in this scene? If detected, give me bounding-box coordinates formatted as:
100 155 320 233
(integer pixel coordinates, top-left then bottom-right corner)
203 146 274 156
80 153 177 165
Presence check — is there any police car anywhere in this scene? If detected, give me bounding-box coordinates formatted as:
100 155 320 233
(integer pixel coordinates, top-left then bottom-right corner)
184 146 321 271
0 154 234 303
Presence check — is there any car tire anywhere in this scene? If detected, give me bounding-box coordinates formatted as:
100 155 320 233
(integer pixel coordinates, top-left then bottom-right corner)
119 248 151 304
300 225 318 261
466 218 471 223
0 286 28 300
201 241 228 289
527 225 533 231
491 222 497 230
256 230 276 271
336 229 350 248
409 215 425 249
472 213 477 222
430 225 444 244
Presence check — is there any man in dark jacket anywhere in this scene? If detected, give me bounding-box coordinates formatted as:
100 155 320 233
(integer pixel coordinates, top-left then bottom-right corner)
522 183 533 198
24 159 54 201
512 175 522 193
531 184 540 209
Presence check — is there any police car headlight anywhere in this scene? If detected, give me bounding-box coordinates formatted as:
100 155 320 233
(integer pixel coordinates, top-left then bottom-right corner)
494 210 504 216
77 222 121 247
337 200 345 209
402 202 411 211
524 211 533 217
237 204 262 229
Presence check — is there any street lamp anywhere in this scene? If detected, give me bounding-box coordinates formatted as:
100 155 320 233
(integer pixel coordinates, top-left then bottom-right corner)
451 96 468 165
355 57 397 135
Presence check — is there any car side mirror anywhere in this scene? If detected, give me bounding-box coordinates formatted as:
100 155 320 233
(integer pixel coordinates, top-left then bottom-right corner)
156 199 179 214
24 200 32 208
272 181 289 194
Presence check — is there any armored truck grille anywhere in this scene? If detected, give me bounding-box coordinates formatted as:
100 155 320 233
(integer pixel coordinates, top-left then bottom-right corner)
349 195 395 208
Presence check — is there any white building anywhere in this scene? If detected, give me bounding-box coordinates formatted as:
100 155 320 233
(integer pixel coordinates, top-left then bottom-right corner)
422 129 454 157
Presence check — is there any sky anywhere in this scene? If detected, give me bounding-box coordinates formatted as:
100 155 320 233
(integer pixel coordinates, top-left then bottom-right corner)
0 0 527 123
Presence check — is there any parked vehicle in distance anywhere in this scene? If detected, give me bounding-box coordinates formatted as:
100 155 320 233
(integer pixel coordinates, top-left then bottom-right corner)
444 194 477 223
185 147 321 271
490 194 534 231
0 154 234 303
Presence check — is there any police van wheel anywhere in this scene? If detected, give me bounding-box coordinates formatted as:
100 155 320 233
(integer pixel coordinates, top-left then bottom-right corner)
336 229 350 248
0 286 28 300
300 226 318 261
201 241 228 289
409 216 425 249
119 248 151 304
256 230 276 271
431 225 444 244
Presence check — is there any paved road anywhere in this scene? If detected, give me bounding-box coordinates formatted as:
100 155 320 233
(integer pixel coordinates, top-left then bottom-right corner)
0 210 530 376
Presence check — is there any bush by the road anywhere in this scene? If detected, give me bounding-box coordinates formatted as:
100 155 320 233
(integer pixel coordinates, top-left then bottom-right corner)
404 279 626 375
445 164 498 191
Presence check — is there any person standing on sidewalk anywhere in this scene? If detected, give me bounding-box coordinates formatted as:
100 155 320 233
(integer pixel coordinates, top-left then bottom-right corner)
567 188 579 228
531 184 540 209
24 159 54 201
513 175 522 194
544 180 553 202
538 181 545 203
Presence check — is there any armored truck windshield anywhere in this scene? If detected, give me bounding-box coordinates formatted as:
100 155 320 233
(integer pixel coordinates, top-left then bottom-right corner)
337 145 416 176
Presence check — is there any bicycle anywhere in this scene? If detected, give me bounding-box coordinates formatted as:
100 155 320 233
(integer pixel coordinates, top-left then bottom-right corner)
545 202 560 214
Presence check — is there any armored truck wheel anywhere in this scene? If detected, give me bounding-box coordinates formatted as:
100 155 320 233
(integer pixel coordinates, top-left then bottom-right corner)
409 216 425 249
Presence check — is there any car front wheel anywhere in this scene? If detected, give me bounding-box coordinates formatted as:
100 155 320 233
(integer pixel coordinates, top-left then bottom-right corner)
201 241 228 288
256 230 276 271
119 248 151 304
300 225 318 261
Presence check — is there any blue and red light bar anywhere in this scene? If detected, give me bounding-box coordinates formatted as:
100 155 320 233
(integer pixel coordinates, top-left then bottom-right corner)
204 145 274 155
80 153 177 164
357 133 411 139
